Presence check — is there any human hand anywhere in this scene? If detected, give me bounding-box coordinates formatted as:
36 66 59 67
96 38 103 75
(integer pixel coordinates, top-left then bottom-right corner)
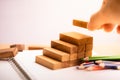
87 0 120 33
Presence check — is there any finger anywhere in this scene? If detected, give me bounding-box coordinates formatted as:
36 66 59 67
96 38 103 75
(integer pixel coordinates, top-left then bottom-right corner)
116 25 120 34
102 24 115 32
87 12 106 31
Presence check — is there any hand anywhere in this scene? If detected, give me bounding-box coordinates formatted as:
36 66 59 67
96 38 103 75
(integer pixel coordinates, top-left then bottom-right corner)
87 0 120 34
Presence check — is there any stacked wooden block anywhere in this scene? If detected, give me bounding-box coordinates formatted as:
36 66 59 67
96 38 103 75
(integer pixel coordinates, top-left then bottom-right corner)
36 32 93 70
0 44 25 58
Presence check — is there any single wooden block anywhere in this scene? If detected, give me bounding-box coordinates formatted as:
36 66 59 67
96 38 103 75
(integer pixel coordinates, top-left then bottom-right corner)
85 50 92 57
73 19 88 28
0 48 18 58
43 48 70 62
60 32 93 46
35 55 62 70
85 43 93 51
77 51 85 59
10 44 25 51
28 46 43 50
51 40 78 54
28 44 50 50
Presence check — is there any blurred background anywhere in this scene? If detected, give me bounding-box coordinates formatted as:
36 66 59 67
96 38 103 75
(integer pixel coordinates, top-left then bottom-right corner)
0 0 120 56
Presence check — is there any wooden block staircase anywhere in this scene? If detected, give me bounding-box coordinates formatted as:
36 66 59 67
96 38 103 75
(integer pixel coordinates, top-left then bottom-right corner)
35 32 93 70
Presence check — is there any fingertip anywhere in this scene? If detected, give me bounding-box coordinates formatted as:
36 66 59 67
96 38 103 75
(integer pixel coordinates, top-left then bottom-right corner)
117 25 120 34
102 24 115 32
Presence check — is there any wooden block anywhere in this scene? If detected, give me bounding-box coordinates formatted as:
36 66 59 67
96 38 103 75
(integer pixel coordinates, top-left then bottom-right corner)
69 53 77 60
86 37 93 44
60 32 93 46
69 60 80 67
78 45 85 52
73 19 88 28
77 51 85 59
62 60 80 68
85 43 93 51
35 55 62 70
51 40 78 54
43 48 70 62
0 48 18 58
28 44 50 50
0 44 10 49
62 61 70 68
28 46 43 50
85 50 92 57
10 44 25 51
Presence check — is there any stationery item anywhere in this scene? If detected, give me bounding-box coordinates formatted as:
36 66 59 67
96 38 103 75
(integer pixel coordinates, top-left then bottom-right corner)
85 65 104 71
99 63 120 70
76 61 96 70
95 60 120 64
83 56 120 61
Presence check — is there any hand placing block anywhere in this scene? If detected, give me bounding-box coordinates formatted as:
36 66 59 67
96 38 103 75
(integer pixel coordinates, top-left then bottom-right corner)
0 48 18 58
36 55 62 70
10 44 25 51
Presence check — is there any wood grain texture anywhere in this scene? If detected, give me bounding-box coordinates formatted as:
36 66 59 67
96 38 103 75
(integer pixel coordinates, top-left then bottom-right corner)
43 48 70 62
73 19 88 28
85 50 92 57
28 45 50 50
60 32 93 45
51 40 78 54
10 44 25 51
35 55 62 70
0 47 18 58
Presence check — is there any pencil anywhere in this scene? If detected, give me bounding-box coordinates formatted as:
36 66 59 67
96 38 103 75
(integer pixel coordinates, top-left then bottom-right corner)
83 56 120 61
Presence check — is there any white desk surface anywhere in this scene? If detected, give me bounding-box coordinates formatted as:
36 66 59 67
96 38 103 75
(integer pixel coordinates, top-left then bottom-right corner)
1 50 120 80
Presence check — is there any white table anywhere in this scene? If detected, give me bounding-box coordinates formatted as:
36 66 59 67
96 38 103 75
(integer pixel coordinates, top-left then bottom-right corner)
1 50 120 80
